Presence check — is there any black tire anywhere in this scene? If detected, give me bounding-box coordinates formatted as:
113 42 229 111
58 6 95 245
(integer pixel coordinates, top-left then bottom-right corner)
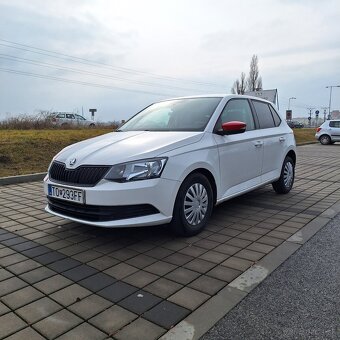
272 156 295 194
319 134 331 145
89 123 95 128
170 173 214 236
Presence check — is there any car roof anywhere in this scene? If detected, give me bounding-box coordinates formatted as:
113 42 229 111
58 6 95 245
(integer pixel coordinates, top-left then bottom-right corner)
157 94 274 105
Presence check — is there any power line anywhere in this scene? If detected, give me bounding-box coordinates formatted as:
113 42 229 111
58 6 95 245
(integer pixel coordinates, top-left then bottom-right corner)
0 53 211 93
0 38 223 88
0 67 181 97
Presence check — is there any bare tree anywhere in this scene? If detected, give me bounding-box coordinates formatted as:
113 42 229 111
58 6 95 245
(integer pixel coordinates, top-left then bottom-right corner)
247 55 262 91
231 72 247 94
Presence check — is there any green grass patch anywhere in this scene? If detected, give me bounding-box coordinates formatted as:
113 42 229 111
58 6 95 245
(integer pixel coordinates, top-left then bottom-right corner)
0 129 111 177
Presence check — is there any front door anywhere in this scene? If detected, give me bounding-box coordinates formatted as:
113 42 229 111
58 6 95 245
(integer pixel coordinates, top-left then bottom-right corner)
213 99 263 199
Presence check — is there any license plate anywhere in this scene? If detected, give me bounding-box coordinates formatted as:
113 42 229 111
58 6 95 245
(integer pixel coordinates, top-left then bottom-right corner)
48 184 85 204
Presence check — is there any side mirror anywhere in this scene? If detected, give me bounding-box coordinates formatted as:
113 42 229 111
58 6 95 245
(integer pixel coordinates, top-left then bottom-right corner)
220 121 247 135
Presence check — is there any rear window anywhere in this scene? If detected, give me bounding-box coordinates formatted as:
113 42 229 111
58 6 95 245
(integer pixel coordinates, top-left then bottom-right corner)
252 100 275 129
269 105 281 126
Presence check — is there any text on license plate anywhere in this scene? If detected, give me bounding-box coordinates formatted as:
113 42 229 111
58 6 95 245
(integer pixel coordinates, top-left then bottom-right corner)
48 185 84 204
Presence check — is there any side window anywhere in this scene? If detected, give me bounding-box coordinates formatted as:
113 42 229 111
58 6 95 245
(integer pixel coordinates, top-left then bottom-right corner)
218 99 255 131
330 121 340 128
269 105 282 126
252 100 275 129
66 114 75 119
56 113 65 118
75 114 86 120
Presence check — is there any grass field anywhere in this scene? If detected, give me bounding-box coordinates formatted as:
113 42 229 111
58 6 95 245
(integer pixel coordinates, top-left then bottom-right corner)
0 129 111 177
0 128 317 177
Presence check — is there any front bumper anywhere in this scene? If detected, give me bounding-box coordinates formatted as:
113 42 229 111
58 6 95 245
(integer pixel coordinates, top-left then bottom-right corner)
44 176 180 228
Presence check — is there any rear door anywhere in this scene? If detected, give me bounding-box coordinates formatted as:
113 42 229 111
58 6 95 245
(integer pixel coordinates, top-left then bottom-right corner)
251 100 286 182
329 121 340 141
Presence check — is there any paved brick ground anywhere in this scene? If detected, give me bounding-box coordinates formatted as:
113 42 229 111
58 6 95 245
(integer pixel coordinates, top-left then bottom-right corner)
0 144 340 339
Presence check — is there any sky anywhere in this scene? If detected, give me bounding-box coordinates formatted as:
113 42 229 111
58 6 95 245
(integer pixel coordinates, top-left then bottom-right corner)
0 0 340 121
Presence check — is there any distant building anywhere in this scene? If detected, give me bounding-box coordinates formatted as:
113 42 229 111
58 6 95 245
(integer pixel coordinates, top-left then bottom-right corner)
331 110 340 119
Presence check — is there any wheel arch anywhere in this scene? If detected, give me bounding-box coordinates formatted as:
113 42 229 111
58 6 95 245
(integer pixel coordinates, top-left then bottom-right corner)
286 149 296 165
184 168 217 205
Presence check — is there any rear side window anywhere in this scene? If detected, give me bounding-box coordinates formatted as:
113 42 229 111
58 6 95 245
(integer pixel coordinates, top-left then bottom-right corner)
252 100 275 129
329 121 340 128
56 113 65 118
269 105 281 126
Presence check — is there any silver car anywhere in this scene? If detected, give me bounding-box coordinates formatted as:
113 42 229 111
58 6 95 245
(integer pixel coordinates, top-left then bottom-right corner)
50 112 96 127
315 120 340 144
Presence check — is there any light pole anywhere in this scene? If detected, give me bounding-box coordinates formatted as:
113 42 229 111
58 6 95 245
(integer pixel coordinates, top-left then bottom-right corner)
326 85 340 119
288 97 296 110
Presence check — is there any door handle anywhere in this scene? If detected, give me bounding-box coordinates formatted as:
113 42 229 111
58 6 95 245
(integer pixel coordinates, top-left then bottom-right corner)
254 141 263 148
279 137 286 142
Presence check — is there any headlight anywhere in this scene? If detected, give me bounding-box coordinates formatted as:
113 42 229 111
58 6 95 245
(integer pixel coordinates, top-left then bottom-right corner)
104 158 167 182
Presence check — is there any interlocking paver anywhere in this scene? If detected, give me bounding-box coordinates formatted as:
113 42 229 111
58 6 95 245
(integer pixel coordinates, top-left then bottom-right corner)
115 317 166 340
20 266 55 284
33 274 72 294
33 309 82 339
144 278 183 298
188 275 226 295
168 286 209 310
50 283 92 306
89 305 137 335
16 297 62 323
165 267 200 285
0 313 27 338
144 300 190 329
56 322 107 340
68 294 112 319
4 326 45 340
0 301 10 316
97 281 138 303
0 276 27 297
207 265 241 282
123 270 158 288
119 290 162 314
104 262 139 279
78 272 116 292
221 256 254 271
2 286 44 309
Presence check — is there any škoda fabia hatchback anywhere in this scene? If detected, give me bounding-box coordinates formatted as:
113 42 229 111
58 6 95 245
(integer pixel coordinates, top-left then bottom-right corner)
44 95 296 236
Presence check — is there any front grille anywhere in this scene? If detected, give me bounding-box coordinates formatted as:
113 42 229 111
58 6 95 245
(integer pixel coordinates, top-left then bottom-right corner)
48 197 159 222
49 161 110 186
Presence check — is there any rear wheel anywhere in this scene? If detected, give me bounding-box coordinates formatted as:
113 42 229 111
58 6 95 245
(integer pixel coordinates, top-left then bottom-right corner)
319 134 331 145
272 156 295 194
170 173 213 236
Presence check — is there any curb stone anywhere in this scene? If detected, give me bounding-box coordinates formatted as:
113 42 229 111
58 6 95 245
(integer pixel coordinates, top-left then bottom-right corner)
0 172 46 186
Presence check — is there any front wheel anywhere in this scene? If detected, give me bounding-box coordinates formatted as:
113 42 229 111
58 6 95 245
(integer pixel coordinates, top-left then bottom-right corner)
170 173 213 236
272 156 295 194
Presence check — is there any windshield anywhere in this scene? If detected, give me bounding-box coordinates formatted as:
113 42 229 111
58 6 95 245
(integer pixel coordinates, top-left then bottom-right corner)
119 97 222 132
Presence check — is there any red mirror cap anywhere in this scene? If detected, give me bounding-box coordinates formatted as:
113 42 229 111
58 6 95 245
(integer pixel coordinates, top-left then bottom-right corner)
222 121 246 132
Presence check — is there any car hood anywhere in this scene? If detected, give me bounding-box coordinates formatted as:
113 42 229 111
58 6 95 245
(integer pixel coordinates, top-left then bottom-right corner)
54 131 204 167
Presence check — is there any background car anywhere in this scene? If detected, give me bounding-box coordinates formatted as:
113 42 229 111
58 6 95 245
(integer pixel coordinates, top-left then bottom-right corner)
44 95 296 236
49 112 96 127
315 120 340 144
287 120 304 128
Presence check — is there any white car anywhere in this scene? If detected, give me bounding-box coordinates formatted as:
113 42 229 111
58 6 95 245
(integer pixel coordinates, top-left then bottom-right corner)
44 95 296 236
315 120 340 144
50 112 96 127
